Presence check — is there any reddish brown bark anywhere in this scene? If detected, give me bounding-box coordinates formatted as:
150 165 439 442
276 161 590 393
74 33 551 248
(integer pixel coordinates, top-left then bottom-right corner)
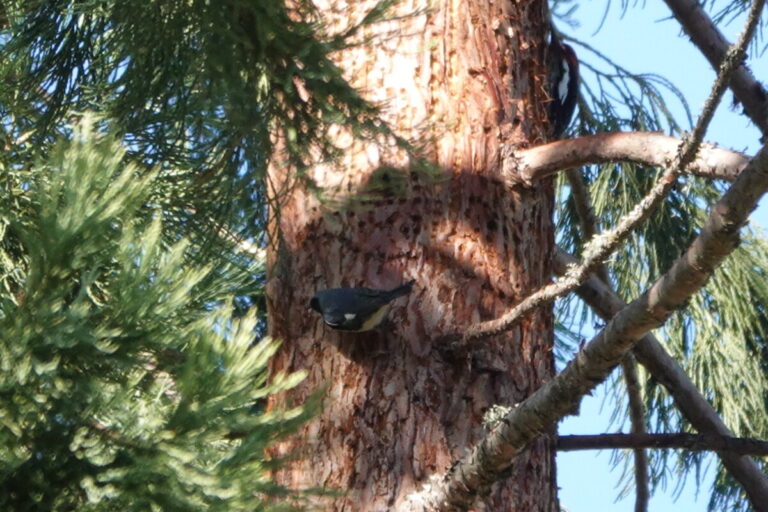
266 1 557 510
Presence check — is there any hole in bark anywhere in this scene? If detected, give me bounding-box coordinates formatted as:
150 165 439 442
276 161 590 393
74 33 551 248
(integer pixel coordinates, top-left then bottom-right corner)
487 219 498 231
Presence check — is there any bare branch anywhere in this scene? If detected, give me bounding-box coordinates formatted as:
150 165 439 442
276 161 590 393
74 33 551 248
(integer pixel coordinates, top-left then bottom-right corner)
553 247 768 508
564 168 646 509
564 168 612 286
663 0 768 135
513 132 750 186
420 142 768 511
564 168 600 240
620 354 649 512
558 433 768 456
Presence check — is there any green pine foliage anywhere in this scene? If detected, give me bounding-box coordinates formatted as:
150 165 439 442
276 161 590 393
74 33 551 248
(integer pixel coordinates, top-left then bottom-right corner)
0 0 398 248
0 119 315 511
0 1 400 508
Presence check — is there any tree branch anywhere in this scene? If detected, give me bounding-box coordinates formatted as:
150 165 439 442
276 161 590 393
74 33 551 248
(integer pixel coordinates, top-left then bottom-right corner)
563 167 647 509
564 168 612 286
552 247 768 509
557 433 768 456
216 222 267 263
620 354 649 512
663 0 768 136
512 132 750 186
420 142 768 511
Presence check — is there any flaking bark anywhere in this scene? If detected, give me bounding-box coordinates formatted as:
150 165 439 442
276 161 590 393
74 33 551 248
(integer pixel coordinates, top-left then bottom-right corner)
266 1 558 510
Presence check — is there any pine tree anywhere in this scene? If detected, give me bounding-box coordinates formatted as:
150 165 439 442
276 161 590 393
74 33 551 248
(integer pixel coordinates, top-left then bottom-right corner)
1 0 768 511
0 118 316 510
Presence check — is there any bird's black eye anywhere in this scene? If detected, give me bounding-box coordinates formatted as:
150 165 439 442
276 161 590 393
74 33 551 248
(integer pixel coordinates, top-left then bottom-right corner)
309 297 320 312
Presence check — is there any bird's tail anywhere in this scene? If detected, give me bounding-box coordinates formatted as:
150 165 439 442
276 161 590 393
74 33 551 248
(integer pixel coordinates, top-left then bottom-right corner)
387 279 415 299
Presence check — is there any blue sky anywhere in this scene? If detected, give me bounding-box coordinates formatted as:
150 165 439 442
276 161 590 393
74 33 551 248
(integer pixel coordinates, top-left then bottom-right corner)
554 1 766 510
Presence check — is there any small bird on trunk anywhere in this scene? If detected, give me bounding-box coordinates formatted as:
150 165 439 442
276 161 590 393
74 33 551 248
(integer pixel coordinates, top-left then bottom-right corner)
310 280 415 331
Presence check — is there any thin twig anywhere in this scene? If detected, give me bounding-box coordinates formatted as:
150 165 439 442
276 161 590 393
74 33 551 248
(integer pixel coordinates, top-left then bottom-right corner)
216 222 267 262
558 433 768 456
182 205 267 263
448 165 675 346
447 167 673 347
620 354 649 512
565 167 647 510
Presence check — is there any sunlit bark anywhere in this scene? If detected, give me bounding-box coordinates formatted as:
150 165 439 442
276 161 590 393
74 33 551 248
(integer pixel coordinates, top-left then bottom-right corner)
266 1 557 509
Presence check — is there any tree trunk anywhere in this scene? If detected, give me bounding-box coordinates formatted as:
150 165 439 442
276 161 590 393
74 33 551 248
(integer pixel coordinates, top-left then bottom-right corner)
267 1 558 510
